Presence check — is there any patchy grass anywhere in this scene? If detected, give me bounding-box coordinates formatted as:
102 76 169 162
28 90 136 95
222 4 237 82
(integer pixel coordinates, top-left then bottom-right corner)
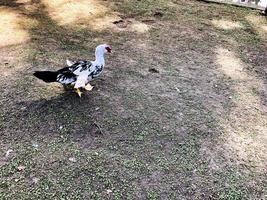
0 0 266 199
114 0 175 18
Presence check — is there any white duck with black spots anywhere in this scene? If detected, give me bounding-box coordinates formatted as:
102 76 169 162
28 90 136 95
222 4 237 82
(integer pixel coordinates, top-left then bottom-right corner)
33 44 112 97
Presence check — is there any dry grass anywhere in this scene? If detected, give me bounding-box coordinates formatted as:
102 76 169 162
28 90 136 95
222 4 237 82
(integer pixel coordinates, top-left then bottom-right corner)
0 8 32 47
212 19 244 30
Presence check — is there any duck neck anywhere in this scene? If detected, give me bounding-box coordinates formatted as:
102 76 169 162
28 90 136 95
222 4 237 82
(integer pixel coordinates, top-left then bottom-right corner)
95 50 105 66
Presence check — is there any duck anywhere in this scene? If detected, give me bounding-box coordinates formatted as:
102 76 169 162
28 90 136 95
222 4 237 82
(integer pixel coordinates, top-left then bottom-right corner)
33 44 112 97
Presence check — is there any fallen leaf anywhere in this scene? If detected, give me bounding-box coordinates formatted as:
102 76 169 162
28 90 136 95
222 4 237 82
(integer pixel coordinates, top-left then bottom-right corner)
148 68 159 73
113 19 123 24
154 11 163 18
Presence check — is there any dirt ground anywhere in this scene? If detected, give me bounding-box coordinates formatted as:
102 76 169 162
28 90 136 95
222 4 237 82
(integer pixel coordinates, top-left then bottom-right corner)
0 0 266 199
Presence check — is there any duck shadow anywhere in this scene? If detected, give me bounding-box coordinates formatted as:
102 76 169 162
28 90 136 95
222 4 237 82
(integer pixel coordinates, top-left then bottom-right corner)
16 84 108 142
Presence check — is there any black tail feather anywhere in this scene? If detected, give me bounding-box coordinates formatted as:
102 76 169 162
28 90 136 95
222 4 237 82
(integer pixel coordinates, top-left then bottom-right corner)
33 71 58 83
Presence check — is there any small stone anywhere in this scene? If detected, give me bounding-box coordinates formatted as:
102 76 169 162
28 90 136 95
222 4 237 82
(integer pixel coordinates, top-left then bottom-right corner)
69 157 77 163
20 106 27 110
95 107 100 111
17 165 26 171
59 126 63 130
106 189 113 194
175 87 181 93
14 179 19 182
5 149 13 157
32 177 39 184
229 96 233 99
188 60 195 65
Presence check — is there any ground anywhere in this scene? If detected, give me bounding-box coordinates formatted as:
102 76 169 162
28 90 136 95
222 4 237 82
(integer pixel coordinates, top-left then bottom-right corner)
0 0 266 199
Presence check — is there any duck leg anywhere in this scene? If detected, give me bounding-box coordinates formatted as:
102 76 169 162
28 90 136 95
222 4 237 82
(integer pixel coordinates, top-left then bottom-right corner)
85 84 94 91
75 88 82 97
